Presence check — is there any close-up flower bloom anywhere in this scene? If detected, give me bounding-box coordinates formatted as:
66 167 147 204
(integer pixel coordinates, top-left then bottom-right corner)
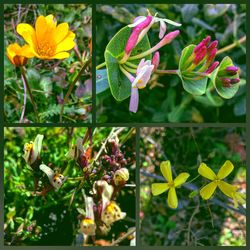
6 43 34 66
23 134 44 166
151 160 190 209
198 160 245 208
16 14 76 59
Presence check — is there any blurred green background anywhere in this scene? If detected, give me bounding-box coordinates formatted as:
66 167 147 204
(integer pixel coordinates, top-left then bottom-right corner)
4 4 92 123
4 127 135 245
140 127 246 246
96 4 246 123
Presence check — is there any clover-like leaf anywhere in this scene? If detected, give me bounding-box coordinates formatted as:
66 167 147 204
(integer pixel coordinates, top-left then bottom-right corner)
104 26 151 101
96 69 109 95
209 56 240 99
178 45 208 96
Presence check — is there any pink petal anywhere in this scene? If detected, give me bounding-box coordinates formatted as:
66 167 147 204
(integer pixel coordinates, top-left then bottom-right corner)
159 20 167 39
129 87 139 113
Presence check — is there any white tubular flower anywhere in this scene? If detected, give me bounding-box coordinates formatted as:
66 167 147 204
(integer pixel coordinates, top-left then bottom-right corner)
80 195 96 236
39 164 67 190
23 134 44 166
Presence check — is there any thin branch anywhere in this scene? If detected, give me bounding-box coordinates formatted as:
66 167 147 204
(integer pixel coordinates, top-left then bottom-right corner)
110 227 136 246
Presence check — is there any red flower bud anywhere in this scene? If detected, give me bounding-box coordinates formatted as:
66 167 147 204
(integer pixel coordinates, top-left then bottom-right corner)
230 78 240 84
221 78 232 87
152 52 160 71
194 36 211 53
194 46 207 65
206 48 217 65
205 61 219 74
207 40 218 54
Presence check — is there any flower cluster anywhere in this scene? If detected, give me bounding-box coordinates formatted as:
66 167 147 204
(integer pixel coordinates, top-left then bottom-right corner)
119 13 181 113
152 160 245 209
184 36 220 75
218 66 240 88
6 14 76 66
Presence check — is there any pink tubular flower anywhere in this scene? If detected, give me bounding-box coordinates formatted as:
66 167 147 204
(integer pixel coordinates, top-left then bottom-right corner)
206 48 217 65
152 52 160 71
125 15 153 55
226 66 239 76
205 61 219 74
155 30 180 49
194 36 211 53
207 40 218 54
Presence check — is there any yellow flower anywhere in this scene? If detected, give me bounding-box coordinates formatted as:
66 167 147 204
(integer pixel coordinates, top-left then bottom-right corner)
151 160 190 209
17 14 76 59
6 43 33 66
198 160 239 200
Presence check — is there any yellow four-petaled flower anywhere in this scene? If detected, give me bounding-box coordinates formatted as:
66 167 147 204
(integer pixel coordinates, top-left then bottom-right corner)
151 160 190 209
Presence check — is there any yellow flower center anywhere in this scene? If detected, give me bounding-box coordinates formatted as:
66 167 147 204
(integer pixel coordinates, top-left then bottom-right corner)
37 41 55 57
24 142 33 152
214 177 221 184
138 79 143 84
168 181 175 188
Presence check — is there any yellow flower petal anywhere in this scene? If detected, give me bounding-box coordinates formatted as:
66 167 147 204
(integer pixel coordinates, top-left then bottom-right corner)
217 180 236 198
16 23 36 47
217 160 234 180
45 14 57 28
200 181 217 200
168 187 178 209
151 183 169 196
198 163 216 180
50 52 70 59
54 23 69 44
55 34 75 53
160 160 172 182
35 15 48 42
174 172 190 187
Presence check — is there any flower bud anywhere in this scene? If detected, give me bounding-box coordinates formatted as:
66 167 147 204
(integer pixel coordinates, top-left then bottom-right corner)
152 52 160 71
194 36 211 53
193 46 207 65
226 66 239 76
207 40 218 54
6 43 33 67
206 48 217 65
113 168 129 186
125 15 153 55
205 61 219 74
230 78 240 84
221 78 232 87
157 30 180 48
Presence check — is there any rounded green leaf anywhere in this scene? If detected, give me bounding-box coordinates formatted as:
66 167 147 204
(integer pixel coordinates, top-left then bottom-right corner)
96 69 109 94
104 26 151 101
178 45 208 95
210 56 240 99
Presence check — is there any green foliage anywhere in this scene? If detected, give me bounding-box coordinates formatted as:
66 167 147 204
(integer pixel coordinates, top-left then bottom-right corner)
104 26 151 101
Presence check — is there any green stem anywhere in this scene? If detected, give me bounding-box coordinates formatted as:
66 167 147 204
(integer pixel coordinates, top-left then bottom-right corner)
186 174 200 184
124 61 138 69
122 64 137 74
20 66 39 122
60 57 92 122
155 69 179 75
216 36 246 55
96 62 106 70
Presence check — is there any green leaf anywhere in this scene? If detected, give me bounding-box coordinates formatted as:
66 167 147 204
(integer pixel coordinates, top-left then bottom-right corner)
40 77 52 98
210 56 239 99
104 26 151 101
96 69 109 94
194 90 224 107
26 68 41 86
178 45 208 95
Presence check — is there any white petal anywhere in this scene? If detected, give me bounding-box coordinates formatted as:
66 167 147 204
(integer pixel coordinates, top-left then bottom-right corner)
128 16 146 27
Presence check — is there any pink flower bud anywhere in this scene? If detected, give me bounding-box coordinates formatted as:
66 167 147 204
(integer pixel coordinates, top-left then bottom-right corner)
194 36 211 53
152 52 160 71
206 48 217 65
226 66 239 76
205 61 219 74
125 15 153 55
194 46 207 65
207 40 218 54
156 30 180 49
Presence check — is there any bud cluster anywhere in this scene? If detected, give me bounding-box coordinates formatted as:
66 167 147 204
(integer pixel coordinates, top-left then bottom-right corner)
218 66 240 88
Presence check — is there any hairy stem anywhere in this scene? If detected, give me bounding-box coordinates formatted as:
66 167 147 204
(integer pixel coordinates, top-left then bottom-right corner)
96 62 106 70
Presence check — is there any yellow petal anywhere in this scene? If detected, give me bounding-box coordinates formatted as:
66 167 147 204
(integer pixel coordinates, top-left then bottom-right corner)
21 45 35 58
54 23 69 44
217 160 234 180
50 52 70 59
198 163 216 180
55 35 75 53
168 187 178 209
200 181 217 200
35 15 48 42
160 160 172 182
151 183 169 196
174 173 190 187
45 14 57 28
217 180 236 198
16 23 36 47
